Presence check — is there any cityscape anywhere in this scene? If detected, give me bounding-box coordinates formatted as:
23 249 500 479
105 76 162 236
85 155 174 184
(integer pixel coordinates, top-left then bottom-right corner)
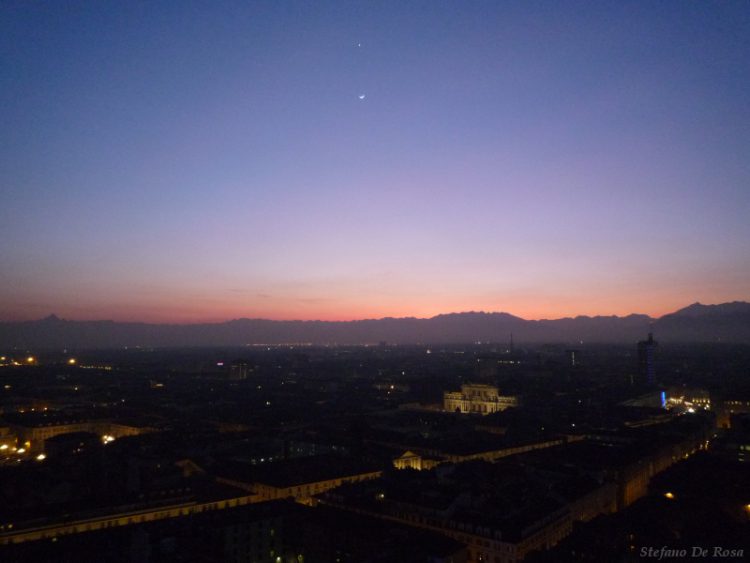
0 327 749 561
2 2 750 562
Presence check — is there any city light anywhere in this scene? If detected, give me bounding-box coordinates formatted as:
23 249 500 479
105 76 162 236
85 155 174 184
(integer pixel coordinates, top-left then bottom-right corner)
0 445 7 450
26 356 35 363
36 454 46 461
664 492 675 500
68 358 76 365
102 435 115 444
17 448 26 454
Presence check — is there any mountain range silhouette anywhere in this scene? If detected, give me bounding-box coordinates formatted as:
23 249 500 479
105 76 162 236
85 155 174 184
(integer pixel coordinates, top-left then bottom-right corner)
1 302 749 348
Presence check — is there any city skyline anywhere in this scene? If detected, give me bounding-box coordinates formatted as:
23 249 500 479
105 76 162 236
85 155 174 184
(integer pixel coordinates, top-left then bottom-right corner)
2 2 749 323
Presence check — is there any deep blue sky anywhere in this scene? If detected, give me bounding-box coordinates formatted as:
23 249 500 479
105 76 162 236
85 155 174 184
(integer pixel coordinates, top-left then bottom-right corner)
1 1 749 322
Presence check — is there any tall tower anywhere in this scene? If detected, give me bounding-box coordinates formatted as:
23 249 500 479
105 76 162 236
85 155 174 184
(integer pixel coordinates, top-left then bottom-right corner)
637 332 657 385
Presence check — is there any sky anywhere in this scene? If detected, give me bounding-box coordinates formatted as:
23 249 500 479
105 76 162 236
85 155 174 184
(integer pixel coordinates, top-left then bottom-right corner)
1 1 749 323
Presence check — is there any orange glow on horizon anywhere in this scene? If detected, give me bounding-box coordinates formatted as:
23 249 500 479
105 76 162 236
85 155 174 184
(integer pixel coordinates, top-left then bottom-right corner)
4 294 738 325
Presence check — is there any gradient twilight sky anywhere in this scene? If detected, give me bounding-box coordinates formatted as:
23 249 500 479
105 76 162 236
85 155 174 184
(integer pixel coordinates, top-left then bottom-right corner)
1 1 749 323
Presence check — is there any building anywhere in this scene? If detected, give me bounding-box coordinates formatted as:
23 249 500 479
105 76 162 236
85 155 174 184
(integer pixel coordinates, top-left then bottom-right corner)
393 450 440 471
716 395 750 429
392 437 576 470
0 490 258 546
216 455 382 505
321 460 609 563
664 387 711 414
637 332 658 385
566 349 581 367
444 384 519 415
5 415 151 454
229 360 250 380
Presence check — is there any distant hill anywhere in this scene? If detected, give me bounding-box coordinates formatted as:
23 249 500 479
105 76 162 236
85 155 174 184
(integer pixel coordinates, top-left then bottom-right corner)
651 302 750 343
665 301 750 318
0 302 748 348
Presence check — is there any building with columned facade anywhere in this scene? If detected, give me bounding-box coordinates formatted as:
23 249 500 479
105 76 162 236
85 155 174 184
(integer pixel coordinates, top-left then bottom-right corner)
443 383 519 414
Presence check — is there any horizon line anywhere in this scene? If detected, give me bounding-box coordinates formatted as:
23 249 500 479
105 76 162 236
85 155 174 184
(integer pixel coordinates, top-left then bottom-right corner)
4 300 746 326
